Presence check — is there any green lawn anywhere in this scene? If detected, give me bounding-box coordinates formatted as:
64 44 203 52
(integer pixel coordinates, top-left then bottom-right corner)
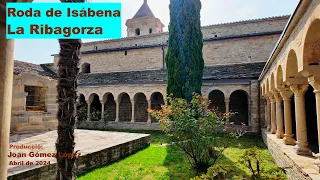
77 130 285 180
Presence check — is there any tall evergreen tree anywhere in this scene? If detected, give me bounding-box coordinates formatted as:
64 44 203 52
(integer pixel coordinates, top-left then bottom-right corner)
166 0 204 102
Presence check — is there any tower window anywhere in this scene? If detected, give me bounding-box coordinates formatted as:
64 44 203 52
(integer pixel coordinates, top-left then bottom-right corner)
149 28 153 34
125 51 127 56
81 63 91 73
94 46 98 50
135 28 140 36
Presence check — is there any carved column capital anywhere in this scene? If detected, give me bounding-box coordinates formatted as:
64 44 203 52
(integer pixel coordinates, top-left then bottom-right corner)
279 87 293 101
273 90 282 102
290 84 309 97
308 76 320 93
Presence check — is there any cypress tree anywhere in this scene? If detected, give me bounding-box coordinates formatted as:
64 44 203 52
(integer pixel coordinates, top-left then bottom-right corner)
166 0 204 102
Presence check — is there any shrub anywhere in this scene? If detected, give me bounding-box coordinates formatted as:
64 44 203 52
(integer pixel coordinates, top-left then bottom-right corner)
192 164 241 180
238 147 286 180
149 93 230 173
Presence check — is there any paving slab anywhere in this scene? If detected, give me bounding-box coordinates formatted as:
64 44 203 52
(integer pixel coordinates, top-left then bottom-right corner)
7 129 150 179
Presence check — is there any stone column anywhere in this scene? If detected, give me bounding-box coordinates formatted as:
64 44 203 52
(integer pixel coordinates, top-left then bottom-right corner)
86 101 91 121
274 91 284 139
115 100 119 122
280 88 295 145
131 99 135 123
290 84 312 156
147 100 151 124
266 97 271 131
0 15 14 179
308 76 320 167
100 100 105 121
269 95 276 134
225 98 230 126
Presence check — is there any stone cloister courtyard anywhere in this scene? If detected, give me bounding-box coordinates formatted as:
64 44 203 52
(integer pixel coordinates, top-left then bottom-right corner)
1 0 320 179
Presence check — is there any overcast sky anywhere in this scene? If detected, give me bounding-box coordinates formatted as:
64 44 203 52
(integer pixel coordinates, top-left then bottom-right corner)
14 0 300 64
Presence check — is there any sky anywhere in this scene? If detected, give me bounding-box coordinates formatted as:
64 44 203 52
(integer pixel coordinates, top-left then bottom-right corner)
14 0 300 64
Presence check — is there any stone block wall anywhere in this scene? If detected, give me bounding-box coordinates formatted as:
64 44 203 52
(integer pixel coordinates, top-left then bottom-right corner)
11 73 58 133
7 134 151 180
250 80 260 133
80 16 289 52
77 121 161 131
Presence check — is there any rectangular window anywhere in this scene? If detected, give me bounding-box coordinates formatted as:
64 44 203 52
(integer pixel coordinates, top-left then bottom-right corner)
25 86 47 112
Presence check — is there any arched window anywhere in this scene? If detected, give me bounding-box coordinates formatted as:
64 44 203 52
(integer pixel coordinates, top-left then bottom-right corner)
149 28 153 34
135 28 140 36
81 63 91 73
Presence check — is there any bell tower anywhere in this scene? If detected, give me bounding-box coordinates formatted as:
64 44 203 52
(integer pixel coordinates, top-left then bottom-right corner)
125 0 164 37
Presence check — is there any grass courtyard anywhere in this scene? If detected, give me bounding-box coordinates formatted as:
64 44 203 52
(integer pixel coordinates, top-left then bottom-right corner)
77 130 286 180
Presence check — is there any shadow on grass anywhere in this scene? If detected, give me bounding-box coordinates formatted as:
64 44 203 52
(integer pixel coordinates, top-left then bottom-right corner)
163 143 249 179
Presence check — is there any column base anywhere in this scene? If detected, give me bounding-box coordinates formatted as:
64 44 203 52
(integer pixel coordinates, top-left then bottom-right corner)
314 154 320 173
283 134 296 145
294 143 312 156
147 119 151 124
131 120 135 123
271 129 276 134
276 131 284 139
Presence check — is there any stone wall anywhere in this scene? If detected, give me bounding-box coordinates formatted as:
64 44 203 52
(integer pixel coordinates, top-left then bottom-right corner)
77 121 161 131
11 73 58 133
52 16 289 73
78 34 281 74
7 134 151 180
80 16 289 51
250 80 260 132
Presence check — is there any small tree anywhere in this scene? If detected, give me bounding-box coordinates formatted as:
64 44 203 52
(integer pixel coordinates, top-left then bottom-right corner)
149 93 230 173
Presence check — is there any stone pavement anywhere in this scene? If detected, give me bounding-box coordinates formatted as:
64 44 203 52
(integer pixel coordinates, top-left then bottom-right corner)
262 129 320 180
7 129 150 178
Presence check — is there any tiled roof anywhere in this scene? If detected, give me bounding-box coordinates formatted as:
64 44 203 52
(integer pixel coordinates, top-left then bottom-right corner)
78 62 266 86
14 60 56 78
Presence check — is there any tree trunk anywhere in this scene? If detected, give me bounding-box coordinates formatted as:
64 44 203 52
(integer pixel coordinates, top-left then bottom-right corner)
55 38 81 180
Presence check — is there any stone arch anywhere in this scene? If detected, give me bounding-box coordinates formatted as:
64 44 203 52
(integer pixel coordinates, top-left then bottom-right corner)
305 85 318 153
285 50 299 81
135 28 140 36
81 63 91 73
89 93 101 121
208 90 226 113
230 90 249 125
150 92 165 123
76 94 87 122
303 19 320 67
134 92 148 122
103 93 116 121
118 93 132 122
269 73 275 92
266 79 270 95
276 65 284 89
